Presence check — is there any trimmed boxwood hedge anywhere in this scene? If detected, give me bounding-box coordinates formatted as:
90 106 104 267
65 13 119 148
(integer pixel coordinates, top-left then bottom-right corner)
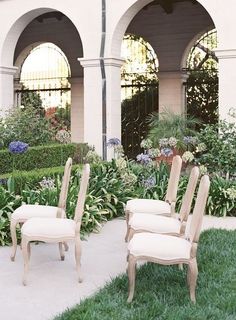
0 143 89 174
0 164 81 193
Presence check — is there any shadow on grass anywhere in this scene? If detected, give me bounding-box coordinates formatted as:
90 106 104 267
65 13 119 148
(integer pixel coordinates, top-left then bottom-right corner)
54 229 236 320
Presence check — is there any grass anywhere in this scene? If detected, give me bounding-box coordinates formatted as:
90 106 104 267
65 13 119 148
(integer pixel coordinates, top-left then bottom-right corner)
54 229 236 320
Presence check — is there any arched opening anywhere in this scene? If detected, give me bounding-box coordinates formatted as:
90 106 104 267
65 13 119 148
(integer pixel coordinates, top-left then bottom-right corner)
184 29 218 125
110 0 217 158
1 9 84 140
121 34 159 158
16 43 71 129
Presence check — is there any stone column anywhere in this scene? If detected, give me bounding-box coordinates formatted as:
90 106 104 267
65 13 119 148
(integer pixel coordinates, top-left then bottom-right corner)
215 48 236 122
78 58 103 155
0 66 18 116
78 57 124 158
158 71 188 115
104 57 125 160
69 77 84 143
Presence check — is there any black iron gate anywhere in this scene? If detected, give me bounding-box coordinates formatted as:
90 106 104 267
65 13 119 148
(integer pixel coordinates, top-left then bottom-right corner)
121 82 158 159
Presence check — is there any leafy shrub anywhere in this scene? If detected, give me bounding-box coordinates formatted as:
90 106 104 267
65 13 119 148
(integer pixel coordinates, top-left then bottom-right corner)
196 120 236 177
0 106 54 147
0 143 88 174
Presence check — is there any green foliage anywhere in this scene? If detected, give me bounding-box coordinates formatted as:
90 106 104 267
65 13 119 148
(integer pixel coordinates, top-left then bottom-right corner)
20 86 45 116
0 143 88 174
147 109 200 148
196 120 236 177
187 70 218 126
0 106 54 147
0 160 235 246
54 230 236 320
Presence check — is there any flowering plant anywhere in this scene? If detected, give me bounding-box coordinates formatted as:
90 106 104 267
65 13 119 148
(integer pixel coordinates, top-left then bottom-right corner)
182 151 194 163
107 138 123 159
55 129 71 144
39 177 55 190
136 153 152 165
8 141 28 154
140 138 153 150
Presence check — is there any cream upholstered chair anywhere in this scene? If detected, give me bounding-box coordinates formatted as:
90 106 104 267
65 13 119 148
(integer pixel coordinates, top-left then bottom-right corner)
127 166 200 241
127 174 210 303
21 163 90 285
10 157 72 261
125 155 182 241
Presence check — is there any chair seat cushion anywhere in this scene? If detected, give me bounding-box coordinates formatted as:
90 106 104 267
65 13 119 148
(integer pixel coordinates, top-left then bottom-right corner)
129 213 181 234
126 199 171 215
128 233 191 261
21 218 76 239
11 205 64 221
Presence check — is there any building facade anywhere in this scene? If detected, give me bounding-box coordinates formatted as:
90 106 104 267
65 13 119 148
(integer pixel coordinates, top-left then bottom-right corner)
0 0 235 157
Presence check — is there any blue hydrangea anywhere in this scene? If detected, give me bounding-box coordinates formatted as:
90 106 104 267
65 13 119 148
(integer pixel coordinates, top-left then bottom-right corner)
136 153 152 165
8 141 28 154
107 138 121 147
161 147 173 157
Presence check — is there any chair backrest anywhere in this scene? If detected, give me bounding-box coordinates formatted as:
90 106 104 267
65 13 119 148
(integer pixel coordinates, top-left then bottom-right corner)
179 166 200 222
58 157 73 211
165 155 182 204
186 175 210 243
74 163 90 225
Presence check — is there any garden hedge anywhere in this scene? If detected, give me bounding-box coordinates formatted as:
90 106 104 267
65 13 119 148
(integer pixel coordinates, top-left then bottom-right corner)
0 143 89 174
0 164 81 193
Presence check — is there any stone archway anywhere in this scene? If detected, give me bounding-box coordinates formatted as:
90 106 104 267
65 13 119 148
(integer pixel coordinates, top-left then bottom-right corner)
0 7 85 143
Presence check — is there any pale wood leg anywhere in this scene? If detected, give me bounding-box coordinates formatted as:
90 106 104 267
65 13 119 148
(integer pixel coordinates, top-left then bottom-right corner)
125 211 130 242
75 237 82 283
127 255 136 303
128 228 136 242
179 263 183 270
10 220 18 261
63 242 69 252
59 242 65 261
188 258 198 303
22 238 30 286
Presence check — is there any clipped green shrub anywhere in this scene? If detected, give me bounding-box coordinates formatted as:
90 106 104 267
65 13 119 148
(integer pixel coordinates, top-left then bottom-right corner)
0 143 89 174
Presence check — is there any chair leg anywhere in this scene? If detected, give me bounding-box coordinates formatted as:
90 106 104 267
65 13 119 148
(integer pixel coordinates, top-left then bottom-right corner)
10 220 18 261
179 263 183 271
125 211 130 242
188 258 198 303
22 238 30 286
59 242 65 261
127 255 136 303
75 237 82 283
63 242 69 252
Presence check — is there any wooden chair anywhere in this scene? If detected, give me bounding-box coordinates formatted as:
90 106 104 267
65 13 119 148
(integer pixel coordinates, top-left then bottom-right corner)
127 166 200 241
125 155 182 241
127 174 210 303
10 157 72 261
21 163 90 285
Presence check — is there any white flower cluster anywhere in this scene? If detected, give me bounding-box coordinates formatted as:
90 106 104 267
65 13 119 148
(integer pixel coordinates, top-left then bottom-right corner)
121 172 137 186
115 158 127 170
196 143 207 153
39 177 55 190
226 187 236 200
140 138 153 150
168 137 178 147
148 148 161 159
182 151 194 163
55 129 71 144
199 165 208 175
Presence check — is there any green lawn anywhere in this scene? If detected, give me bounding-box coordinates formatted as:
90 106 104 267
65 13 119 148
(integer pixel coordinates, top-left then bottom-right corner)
54 229 236 320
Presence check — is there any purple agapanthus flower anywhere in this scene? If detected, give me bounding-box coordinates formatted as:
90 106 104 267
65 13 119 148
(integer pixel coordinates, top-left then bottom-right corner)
107 138 121 147
8 141 28 154
142 176 156 188
161 147 173 157
183 136 197 145
136 153 152 165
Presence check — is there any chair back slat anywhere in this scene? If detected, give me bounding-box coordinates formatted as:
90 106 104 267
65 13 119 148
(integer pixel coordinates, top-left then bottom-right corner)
165 155 182 204
186 175 210 243
179 166 200 222
74 164 90 225
58 158 73 213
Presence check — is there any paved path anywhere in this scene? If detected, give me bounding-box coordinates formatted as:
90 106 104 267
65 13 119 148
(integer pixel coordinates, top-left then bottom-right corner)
0 216 236 320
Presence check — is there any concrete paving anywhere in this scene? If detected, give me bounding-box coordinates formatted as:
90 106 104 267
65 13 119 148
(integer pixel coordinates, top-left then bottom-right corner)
0 216 236 320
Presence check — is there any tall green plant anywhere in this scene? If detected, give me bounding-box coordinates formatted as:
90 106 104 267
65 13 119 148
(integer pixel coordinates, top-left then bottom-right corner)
147 109 200 147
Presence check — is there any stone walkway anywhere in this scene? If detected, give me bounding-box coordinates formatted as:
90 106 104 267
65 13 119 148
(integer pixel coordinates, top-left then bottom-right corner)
0 216 236 320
